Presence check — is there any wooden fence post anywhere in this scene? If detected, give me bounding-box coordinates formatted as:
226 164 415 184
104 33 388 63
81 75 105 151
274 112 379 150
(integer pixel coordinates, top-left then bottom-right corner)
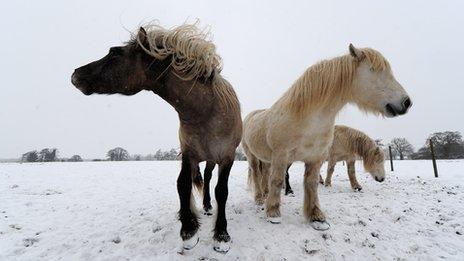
429 139 438 178
388 146 394 171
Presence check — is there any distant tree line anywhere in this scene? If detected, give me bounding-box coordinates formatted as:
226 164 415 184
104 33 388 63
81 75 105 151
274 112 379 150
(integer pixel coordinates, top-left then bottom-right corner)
381 131 464 160
22 131 464 163
24 132 464 163
411 131 464 159
130 148 247 161
21 148 85 163
153 148 181 160
101 147 246 161
21 148 58 162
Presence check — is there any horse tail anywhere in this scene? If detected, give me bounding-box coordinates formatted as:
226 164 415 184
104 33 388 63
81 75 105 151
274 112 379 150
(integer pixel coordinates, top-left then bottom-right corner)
192 166 204 195
247 165 253 190
247 159 263 190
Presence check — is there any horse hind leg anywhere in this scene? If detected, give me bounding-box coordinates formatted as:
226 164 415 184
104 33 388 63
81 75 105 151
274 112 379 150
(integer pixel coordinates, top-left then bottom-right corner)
192 165 203 193
177 154 200 250
284 164 294 196
260 161 270 198
243 145 266 205
202 161 215 215
325 160 336 187
265 154 287 223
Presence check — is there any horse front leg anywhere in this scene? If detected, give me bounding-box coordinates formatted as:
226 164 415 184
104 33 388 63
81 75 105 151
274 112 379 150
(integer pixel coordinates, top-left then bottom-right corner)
213 159 233 253
177 154 200 250
347 160 362 191
304 160 330 230
202 161 215 215
265 154 287 224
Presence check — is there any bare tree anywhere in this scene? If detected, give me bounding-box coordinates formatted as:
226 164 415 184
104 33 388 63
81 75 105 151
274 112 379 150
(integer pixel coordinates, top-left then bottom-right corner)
107 147 129 161
389 138 414 160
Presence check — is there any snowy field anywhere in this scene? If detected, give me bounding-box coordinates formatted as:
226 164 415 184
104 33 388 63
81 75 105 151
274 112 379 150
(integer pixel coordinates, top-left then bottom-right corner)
1 160 463 260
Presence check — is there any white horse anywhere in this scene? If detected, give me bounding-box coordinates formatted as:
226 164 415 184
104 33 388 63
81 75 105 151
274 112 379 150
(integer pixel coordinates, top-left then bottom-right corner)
242 44 412 230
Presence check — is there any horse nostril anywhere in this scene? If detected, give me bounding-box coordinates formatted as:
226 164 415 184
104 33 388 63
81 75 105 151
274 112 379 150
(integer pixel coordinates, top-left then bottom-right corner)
385 104 397 116
403 97 412 109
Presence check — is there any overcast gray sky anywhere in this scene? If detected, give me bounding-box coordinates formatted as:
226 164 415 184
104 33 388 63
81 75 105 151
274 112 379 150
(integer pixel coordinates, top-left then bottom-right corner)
1 0 463 159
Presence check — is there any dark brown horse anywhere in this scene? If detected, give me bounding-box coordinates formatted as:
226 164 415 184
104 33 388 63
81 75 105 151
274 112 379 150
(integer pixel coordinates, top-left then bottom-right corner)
71 23 242 253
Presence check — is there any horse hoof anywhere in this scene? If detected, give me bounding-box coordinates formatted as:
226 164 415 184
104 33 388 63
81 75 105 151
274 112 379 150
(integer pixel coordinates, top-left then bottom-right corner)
203 208 213 216
285 190 295 197
182 234 199 250
267 216 282 224
310 221 330 231
213 240 230 253
353 186 362 192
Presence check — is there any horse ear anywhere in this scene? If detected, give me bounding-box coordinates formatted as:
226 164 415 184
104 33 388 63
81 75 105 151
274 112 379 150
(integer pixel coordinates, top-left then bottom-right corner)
136 27 149 49
349 43 364 61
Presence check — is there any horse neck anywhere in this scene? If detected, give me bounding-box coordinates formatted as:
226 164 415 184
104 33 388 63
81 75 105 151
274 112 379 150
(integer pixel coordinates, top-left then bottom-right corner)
276 55 355 119
353 134 376 161
153 72 215 124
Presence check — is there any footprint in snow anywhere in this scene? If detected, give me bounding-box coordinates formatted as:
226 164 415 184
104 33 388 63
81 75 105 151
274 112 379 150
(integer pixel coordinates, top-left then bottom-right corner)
23 237 39 247
111 236 121 244
152 226 162 233
43 189 62 195
10 224 22 230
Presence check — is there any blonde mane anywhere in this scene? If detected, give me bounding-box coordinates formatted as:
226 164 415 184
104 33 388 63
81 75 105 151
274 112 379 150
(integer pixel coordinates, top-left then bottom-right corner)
134 22 221 81
278 48 391 116
133 22 239 111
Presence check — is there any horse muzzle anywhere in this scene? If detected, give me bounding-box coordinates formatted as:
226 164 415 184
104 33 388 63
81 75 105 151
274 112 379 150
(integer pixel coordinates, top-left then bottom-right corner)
385 97 412 117
71 70 93 95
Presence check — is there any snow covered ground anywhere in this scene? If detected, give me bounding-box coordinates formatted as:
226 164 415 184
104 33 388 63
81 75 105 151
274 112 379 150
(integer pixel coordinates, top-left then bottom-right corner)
1 160 463 260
